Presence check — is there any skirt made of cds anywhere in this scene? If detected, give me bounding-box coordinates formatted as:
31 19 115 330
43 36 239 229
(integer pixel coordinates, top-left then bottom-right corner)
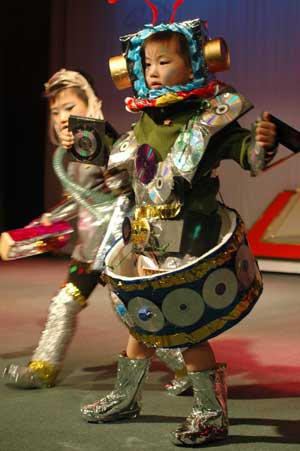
103 204 263 348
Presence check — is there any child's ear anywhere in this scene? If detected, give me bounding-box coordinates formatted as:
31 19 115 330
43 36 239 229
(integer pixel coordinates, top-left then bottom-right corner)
189 68 194 80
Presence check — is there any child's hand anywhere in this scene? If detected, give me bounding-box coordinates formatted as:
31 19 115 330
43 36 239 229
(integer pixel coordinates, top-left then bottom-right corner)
60 128 74 149
256 112 277 149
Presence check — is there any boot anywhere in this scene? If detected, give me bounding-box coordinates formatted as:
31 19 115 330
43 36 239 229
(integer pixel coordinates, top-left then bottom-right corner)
155 348 192 396
2 282 86 388
172 363 229 446
81 353 151 423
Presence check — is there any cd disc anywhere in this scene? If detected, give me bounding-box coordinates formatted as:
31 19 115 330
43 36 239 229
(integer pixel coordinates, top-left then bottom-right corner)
148 161 173 204
73 129 98 160
235 244 256 288
202 92 243 128
202 268 238 309
135 144 157 185
171 128 206 173
162 288 205 327
128 297 165 332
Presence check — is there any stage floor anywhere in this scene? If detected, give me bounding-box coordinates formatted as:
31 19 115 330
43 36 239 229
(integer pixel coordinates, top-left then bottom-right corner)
1 255 300 450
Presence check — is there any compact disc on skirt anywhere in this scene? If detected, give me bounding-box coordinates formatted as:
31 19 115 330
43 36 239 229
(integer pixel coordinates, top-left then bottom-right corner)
171 128 206 173
103 205 263 348
135 144 157 184
128 297 165 332
201 92 243 127
148 161 173 204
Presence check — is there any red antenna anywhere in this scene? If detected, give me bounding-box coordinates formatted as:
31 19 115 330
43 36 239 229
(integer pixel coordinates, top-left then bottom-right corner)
106 0 158 25
143 0 159 25
169 0 185 23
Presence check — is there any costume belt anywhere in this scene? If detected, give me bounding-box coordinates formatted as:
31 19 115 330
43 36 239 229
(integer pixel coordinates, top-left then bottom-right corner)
127 202 182 247
134 202 182 220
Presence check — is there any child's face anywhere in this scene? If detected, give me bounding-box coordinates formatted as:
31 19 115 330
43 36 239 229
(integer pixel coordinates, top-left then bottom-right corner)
50 88 88 137
144 37 193 90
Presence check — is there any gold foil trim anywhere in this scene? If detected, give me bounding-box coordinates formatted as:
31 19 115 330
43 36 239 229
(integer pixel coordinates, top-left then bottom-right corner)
104 219 245 292
134 202 182 220
63 282 87 307
109 55 132 90
130 273 262 348
28 360 59 386
203 38 230 72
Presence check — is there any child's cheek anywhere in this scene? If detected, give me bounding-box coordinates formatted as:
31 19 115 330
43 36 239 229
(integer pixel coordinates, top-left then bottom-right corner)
163 68 178 85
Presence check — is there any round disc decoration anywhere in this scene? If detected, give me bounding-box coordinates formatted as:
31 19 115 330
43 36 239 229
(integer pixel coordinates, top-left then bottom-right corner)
162 288 205 327
128 297 165 332
110 292 134 328
72 129 99 161
122 216 132 245
135 144 157 184
201 92 242 127
110 131 138 166
148 161 173 203
235 244 256 288
202 268 238 309
172 128 206 173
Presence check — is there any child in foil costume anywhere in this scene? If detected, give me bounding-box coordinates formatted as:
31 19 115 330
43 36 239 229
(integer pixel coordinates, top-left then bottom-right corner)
3 68 188 392
81 1 278 447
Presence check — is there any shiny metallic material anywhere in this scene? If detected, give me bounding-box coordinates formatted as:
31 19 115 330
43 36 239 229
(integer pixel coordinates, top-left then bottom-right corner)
2 362 58 389
203 38 230 73
134 202 182 221
148 161 173 204
165 375 192 396
128 297 165 332
202 268 238 309
109 55 131 90
81 354 151 422
92 194 133 271
0 221 73 261
104 206 263 348
162 288 205 327
31 283 85 366
172 363 228 446
155 348 193 396
3 284 86 389
171 128 206 173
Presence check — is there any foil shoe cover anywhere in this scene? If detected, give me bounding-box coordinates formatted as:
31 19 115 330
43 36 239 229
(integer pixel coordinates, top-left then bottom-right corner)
2 362 58 389
3 283 86 389
165 375 193 396
155 348 192 396
81 354 151 423
172 363 228 446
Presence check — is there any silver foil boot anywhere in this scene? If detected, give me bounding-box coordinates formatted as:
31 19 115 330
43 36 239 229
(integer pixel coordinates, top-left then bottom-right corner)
172 363 229 446
155 348 192 396
2 283 86 388
81 353 151 423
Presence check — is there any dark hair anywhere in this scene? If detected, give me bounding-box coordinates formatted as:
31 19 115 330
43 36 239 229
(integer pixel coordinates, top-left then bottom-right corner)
141 30 192 68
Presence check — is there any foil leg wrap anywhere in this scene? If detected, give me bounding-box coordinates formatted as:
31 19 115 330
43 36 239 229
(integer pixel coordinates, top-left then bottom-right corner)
172 363 228 446
2 283 86 388
81 354 151 423
155 348 192 396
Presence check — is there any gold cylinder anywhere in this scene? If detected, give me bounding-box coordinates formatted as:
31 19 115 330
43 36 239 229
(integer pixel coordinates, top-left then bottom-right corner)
109 55 132 90
203 38 230 73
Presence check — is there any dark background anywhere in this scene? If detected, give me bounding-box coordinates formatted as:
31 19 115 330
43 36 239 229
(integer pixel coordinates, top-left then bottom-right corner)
1 0 300 231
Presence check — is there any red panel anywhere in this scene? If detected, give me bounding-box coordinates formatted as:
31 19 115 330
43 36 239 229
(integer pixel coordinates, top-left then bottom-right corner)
247 190 300 259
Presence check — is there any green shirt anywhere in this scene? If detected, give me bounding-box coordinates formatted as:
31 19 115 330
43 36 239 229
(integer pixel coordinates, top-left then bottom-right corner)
134 102 251 215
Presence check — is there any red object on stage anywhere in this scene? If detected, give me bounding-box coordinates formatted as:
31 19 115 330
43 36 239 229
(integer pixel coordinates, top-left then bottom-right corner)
0 221 74 261
247 190 300 260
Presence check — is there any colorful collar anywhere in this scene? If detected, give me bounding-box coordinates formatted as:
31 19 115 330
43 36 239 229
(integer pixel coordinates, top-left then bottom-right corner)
125 80 225 113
